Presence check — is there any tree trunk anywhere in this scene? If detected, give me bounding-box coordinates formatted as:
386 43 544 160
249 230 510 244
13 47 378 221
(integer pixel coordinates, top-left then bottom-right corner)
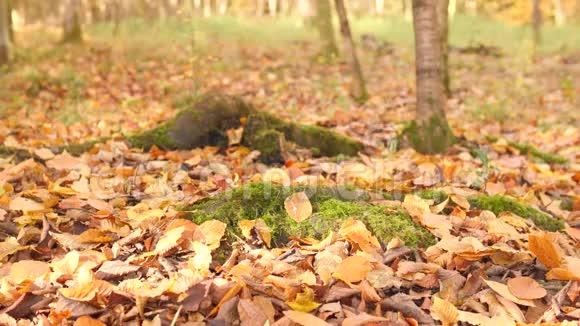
268 0 278 16
203 0 211 17
375 0 385 15
552 0 564 25
334 0 368 102
217 0 228 15
62 0 83 43
256 0 266 16
0 0 11 65
6 0 12 42
407 0 455 154
532 0 542 51
437 0 450 96
313 0 338 57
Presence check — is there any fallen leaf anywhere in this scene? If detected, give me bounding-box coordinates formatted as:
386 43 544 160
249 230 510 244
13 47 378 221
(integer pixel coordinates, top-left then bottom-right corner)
284 192 312 222
528 231 562 268
402 194 431 217
9 197 45 212
507 277 546 300
73 316 106 326
430 296 458 326
283 310 331 326
286 287 320 313
333 255 373 283
9 260 50 284
483 280 535 306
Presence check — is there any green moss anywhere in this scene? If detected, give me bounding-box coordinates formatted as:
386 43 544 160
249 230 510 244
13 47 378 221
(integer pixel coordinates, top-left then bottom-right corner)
127 122 177 150
415 189 449 204
560 198 573 211
469 195 564 231
242 112 363 161
402 116 456 154
0 145 32 161
180 182 434 248
507 142 567 164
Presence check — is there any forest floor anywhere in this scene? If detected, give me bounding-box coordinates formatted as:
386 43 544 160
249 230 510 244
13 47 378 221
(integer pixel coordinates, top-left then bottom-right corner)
0 17 579 325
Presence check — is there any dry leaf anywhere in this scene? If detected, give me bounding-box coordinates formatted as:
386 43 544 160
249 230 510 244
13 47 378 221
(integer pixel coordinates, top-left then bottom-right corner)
73 316 106 326
507 277 546 300
0 237 23 261
333 255 373 283
546 256 580 281
262 168 291 186
9 197 45 212
283 310 332 326
402 194 431 217
286 287 320 313
483 280 535 307
238 298 268 326
9 260 50 284
431 296 459 326
528 232 562 268
342 312 389 326
284 192 312 222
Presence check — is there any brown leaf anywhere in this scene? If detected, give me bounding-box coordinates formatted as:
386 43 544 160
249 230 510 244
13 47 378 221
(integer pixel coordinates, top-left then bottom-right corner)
342 312 389 326
284 192 312 222
507 277 546 300
95 260 140 279
9 260 50 284
238 298 268 326
483 280 535 307
402 194 431 217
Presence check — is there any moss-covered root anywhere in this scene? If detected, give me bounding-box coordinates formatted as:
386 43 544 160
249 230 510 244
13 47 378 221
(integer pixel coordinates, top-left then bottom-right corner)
181 182 435 248
0 145 33 161
469 195 565 231
242 112 363 162
402 117 456 154
128 93 254 150
508 142 567 164
484 136 568 164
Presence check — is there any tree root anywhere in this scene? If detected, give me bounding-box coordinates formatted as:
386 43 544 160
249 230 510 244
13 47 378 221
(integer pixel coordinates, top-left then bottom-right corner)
1 93 363 163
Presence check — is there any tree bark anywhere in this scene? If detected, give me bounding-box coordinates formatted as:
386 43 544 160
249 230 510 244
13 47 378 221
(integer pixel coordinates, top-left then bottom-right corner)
532 0 542 51
6 0 12 42
334 0 368 102
407 0 455 154
256 0 266 16
552 0 564 25
313 0 338 57
0 0 11 65
268 0 278 16
437 0 450 96
62 0 83 43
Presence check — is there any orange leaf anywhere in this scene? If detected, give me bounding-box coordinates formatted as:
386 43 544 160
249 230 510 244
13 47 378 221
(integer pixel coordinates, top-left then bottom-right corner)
528 232 562 268
507 277 546 300
284 192 312 222
333 255 373 283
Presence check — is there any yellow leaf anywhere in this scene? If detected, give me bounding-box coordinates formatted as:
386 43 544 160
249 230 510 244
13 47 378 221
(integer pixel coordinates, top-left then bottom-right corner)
238 219 271 247
188 241 212 274
450 195 470 210
0 237 24 261
283 310 331 326
154 226 184 256
238 220 255 239
194 220 226 249
402 194 431 217
51 250 80 276
262 168 291 186
284 192 313 222
431 296 459 326
9 260 50 284
286 287 320 313
528 231 562 268
9 197 45 212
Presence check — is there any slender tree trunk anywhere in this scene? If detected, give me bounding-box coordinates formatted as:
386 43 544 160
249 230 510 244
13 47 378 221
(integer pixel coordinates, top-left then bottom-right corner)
532 0 542 51
313 0 338 57
408 0 455 154
448 0 456 18
334 0 368 102
375 0 385 15
552 0 564 25
0 0 10 65
402 0 412 20
203 0 211 17
6 0 12 42
280 0 291 15
217 0 228 15
256 0 266 16
437 0 450 96
268 0 278 16
62 0 83 43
